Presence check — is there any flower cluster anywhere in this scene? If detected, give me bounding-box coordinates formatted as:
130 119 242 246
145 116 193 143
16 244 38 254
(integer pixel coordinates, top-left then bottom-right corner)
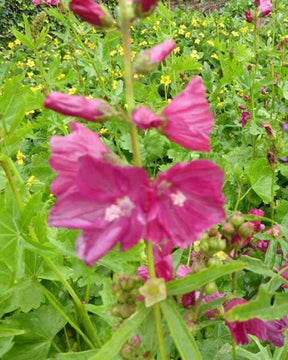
32 0 60 6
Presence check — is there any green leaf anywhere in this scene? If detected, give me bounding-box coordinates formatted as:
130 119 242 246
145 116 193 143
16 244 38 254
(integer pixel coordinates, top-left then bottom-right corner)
55 350 98 360
89 306 151 360
161 300 202 360
226 286 288 321
0 326 25 338
0 337 14 358
20 192 43 230
11 29 34 51
239 255 275 277
167 261 245 296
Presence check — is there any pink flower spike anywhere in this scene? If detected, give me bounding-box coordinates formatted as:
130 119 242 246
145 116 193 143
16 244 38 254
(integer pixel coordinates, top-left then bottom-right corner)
239 111 251 127
44 92 114 122
177 264 192 278
49 121 109 197
32 0 42 5
44 0 60 5
134 39 176 74
162 77 214 152
132 107 163 130
258 0 272 17
147 160 226 247
245 10 253 23
50 156 150 265
69 0 114 27
133 0 158 18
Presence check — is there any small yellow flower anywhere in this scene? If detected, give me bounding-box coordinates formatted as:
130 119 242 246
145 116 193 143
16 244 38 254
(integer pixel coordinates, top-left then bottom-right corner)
190 50 200 60
110 50 117 57
8 42 14 49
267 30 271 36
26 175 36 187
231 31 239 37
221 30 228 36
239 27 248 35
160 75 171 86
8 50 14 55
139 278 167 307
68 87 77 95
219 22 225 28
99 128 108 135
194 39 201 45
191 18 198 27
31 85 43 93
17 61 24 67
118 46 124 56
88 42 96 49
54 38 59 46
25 110 35 116
112 80 118 90
199 32 205 38
27 59 35 68
91 28 97 34
75 49 83 56
185 32 191 39
202 20 208 28
57 74 66 80
211 54 219 60
17 151 25 165
141 29 147 35
171 21 177 27
207 40 214 46
178 28 185 35
27 72 34 78
14 39 21 45
174 47 180 54
63 54 72 60
139 40 148 47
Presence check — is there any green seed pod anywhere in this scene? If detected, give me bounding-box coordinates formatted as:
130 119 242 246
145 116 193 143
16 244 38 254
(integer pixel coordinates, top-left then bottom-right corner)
204 281 217 295
230 211 244 228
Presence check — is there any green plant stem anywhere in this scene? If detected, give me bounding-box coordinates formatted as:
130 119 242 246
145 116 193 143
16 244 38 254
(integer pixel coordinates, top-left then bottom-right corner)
270 165 276 234
187 244 193 266
193 290 204 322
232 338 237 360
64 326 72 352
0 159 101 348
118 1 167 359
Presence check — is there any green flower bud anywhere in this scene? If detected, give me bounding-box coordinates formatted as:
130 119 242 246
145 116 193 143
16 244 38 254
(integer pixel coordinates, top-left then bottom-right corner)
204 281 217 295
230 211 244 228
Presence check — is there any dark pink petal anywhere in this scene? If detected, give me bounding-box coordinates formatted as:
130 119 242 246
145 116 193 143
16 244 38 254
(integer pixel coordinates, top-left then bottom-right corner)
134 0 158 17
265 317 288 347
258 0 272 17
138 266 149 281
162 77 214 152
69 0 113 27
245 10 253 23
249 208 264 217
177 264 192 278
150 39 176 63
147 160 226 247
132 107 163 130
44 92 113 122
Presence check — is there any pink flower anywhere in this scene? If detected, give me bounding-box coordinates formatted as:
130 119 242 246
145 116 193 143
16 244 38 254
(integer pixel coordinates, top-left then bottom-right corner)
238 105 246 110
44 92 114 122
257 0 272 17
134 40 176 74
245 10 253 23
146 160 226 247
69 0 114 27
265 317 288 347
239 111 251 127
225 299 267 345
132 77 214 152
249 208 264 217
261 122 275 137
261 86 267 94
249 208 265 232
32 0 42 5
203 291 225 318
176 264 192 278
138 242 174 282
133 0 158 18
44 0 60 4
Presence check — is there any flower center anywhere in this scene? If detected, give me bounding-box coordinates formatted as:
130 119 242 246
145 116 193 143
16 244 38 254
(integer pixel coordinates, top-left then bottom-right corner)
105 196 135 222
170 191 186 207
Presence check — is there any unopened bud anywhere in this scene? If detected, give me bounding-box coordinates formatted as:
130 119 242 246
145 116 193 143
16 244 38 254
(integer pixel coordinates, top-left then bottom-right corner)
239 222 254 237
222 222 235 235
230 212 244 228
204 281 217 295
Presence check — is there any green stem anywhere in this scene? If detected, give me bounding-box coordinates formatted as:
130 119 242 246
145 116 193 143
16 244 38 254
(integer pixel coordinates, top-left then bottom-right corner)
85 268 92 303
232 338 237 360
270 165 276 234
0 160 23 210
186 244 193 266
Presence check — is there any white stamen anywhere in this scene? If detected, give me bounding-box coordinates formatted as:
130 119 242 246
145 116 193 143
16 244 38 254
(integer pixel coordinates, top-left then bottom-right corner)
105 204 122 222
170 191 187 207
105 196 135 222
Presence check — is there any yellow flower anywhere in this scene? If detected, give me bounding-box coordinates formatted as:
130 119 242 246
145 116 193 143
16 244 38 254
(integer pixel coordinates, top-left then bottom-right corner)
31 85 43 93
221 30 228 36
57 74 66 80
171 21 177 27
75 49 83 56
88 42 96 49
17 61 24 67
141 29 147 35
68 87 77 95
174 47 180 54
191 18 198 27
202 20 208 28
27 72 34 78
207 40 214 46
63 54 72 60
267 30 271 36
219 22 225 28
91 28 97 34
133 73 144 79
239 27 248 35
54 38 59 46
178 28 185 35
185 32 191 39
199 32 205 38
190 50 200 60
139 40 148 47
160 75 171 86
118 46 124 56
194 39 201 45
8 42 14 49
231 31 239 37
25 110 35 116
8 50 14 55
26 175 36 187
99 128 108 135
27 59 35 67
211 54 219 60
112 80 118 90
110 50 117 57
14 39 21 45
17 151 25 165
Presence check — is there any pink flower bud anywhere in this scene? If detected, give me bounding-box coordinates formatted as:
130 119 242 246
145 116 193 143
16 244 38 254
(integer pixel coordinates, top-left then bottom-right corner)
32 0 42 5
257 0 272 17
132 107 163 130
238 105 246 110
134 40 176 74
245 10 253 23
133 0 158 18
239 111 251 127
69 0 114 27
261 122 275 137
44 92 114 122
261 86 267 95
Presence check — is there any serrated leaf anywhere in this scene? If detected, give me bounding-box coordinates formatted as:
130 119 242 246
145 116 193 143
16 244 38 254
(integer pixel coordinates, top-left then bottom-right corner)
239 255 275 277
161 300 202 360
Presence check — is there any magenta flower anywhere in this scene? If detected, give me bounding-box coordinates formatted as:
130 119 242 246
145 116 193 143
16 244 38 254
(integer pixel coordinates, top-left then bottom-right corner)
248 208 265 232
32 0 42 5
257 0 272 17
134 39 176 74
245 10 253 23
44 92 114 122
265 317 288 347
146 160 226 247
69 0 114 27
133 0 158 18
44 0 60 4
138 242 174 282
132 77 214 152
225 299 267 345
239 111 251 127
261 86 267 95
176 264 192 278
50 156 149 266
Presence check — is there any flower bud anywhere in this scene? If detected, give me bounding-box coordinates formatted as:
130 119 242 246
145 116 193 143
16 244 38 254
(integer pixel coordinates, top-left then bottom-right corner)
245 10 253 23
230 212 244 228
69 0 114 27
207 227 219 238
134 40 176 75
222 222 235 235
133 0 158 18
205 281 217 296
44 92 114 122
239 222 254 238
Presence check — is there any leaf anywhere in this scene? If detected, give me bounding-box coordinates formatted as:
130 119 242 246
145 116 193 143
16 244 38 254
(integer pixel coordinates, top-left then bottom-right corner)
0 326 25 338
89 306 151 360
161 300 202 360
55 351 98 360
0 338 14 358
246 158 275 203
239 256 275 277
20 192 43 230
226 286 288 321
167 261 245 296
11 28 34 51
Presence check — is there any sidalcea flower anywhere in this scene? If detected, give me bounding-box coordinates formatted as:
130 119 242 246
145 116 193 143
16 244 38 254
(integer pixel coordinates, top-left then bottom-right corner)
225 299 267 345
134 39 176 74
138 242 174 282
132 77 214 152
239 111 251 127
133 0 158 18
265 317 288 347
44 92 114 122
32 0 60 5
245 10 253 23
69 0 114 27
146 160 226 247
257 0 272 17
32 0 42 5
